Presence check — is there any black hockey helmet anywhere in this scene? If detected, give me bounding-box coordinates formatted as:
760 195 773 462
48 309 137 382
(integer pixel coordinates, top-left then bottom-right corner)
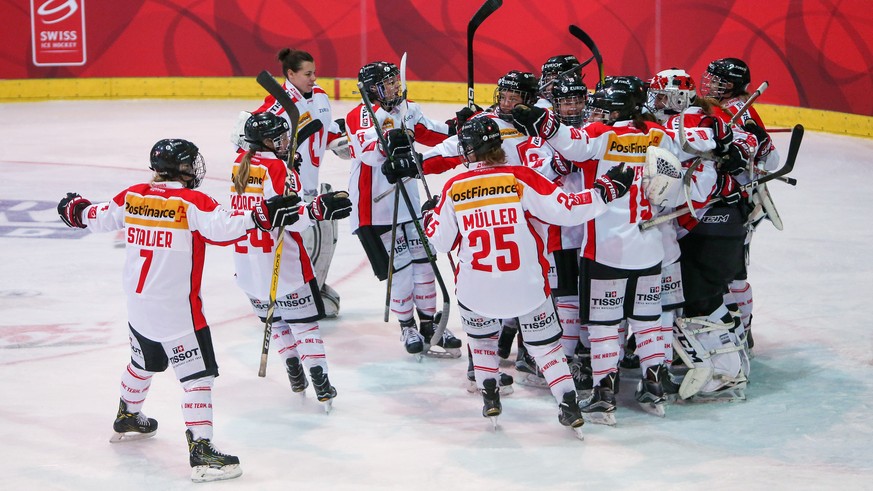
539 54 580 99
458 115 502 163
244 112 290 158
551 73 588 128
358 61 403 111
700 57 750 99
149 139 205 189
587 76 641 124
494 70 538 121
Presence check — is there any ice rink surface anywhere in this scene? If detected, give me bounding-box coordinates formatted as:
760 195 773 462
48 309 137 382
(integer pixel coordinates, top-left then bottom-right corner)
1 99 872 490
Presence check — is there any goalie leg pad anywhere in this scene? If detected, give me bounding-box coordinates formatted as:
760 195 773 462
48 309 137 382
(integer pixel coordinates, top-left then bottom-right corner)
674 314 747 399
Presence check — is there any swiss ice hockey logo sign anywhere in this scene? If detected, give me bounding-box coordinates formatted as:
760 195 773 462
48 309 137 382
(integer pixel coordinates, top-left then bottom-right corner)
30 0 87 66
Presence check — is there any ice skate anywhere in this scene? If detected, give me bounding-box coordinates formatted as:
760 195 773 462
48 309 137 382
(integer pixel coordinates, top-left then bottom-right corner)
635 365 667 417
466 368 514 395
309 366 337 414
400 320 425 359
515 344 548 388
568 357 593 394
659 364 681 401
580 373 617 426
558 391 585 440
480 378 501 430
187 429 242 483
420 312 462 359
285 357 309 395
109 399 158 443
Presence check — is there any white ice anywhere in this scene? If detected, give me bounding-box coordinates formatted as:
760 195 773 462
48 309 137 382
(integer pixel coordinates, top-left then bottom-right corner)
1 99 871 490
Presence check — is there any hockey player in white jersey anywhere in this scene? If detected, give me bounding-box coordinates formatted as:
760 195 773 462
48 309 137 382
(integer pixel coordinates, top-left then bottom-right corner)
346 61 461 357
248 48 347 317
57 139 302 482
230 112 352 409
512 76 681 424
423 115 634 438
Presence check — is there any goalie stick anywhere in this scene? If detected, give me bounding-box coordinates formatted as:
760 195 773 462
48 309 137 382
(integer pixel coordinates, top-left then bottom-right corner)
468 0 503 108
357 80 451 349
254 70 307 378
639 124 803 231
568 25 604 85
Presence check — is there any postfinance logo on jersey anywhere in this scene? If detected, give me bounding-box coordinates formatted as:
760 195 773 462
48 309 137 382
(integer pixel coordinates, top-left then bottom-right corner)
602 132 664 163
124 195 189 229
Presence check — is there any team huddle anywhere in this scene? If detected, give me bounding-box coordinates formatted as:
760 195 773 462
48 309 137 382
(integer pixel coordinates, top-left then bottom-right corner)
57 45 787 481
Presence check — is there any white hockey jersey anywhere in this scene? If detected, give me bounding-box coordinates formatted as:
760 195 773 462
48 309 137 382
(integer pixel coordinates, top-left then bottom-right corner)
547 120 679 269
229 151 315 300
255 81 342 199
81 182 256 341
345 100 449 231
425 164 608 319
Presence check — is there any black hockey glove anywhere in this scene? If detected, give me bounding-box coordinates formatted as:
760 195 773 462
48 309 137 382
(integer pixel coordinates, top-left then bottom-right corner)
252 194 302 231
718 140 754 176
743 122 772 160
58 192 92 228
420 194 440 229
511 104 559 139
307 191 352 221
594 163 634 203
447 104 483 135
382 151 421 184
700 115 734 157
291 152 303 173
714 172 742 206
383 128 414 156
333 118 346 135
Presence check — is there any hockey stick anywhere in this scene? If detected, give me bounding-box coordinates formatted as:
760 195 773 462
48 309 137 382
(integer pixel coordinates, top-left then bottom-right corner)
568 25 604 85
357 80 451 345
639 124 803 231
255 70 301 378
468 0 503 108
384 186 400 322
679 81 769 218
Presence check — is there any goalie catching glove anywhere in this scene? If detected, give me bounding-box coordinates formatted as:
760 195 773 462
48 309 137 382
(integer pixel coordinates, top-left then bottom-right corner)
57 192 92 228
252 194 302 231
307 191 352 221
511 104 559 139
594 163 634 203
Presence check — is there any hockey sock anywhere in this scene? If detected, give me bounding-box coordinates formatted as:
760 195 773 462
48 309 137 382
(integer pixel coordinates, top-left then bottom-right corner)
617 321 628 358
411 262 436 317
390 265 415 322
661 310 676 367
288 322 327 373
579 325 590 349
468 335 500 390
525 341 576 404
630 319 665 373
556 295 581 357
181 376 214 441
271 320 300 361
588 324 620 387
727 280 753 330
120 364 153 412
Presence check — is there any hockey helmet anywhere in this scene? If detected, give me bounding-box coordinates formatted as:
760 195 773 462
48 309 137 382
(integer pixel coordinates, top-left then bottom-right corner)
551 73 588 128
358 61 404 111
458 115 502 163
700 57 750 99
647 68 697 122
149 139 205 189
494 70 538 121
244 112 291 159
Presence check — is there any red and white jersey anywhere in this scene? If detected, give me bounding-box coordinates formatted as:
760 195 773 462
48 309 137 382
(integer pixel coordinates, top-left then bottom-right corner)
548 120 678 269
345 100 449 231
425 164 608 318
421 113 553 174
535 161 593 252
229 151 314 300
255 81 341 198
81 182 255 341
719 97 781 183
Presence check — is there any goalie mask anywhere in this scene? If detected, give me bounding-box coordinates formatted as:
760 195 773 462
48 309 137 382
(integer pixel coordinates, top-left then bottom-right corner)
149 139 205 189
458 115 502 164
244 112 291 159
494 70 538 122
539 54 580 101
647 68 697 123
551 73 588 128
358 61 404 111
700 57 750 99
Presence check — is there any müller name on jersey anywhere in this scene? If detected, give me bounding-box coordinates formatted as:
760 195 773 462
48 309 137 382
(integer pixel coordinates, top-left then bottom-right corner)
127 226 174 248
462 207 518 231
